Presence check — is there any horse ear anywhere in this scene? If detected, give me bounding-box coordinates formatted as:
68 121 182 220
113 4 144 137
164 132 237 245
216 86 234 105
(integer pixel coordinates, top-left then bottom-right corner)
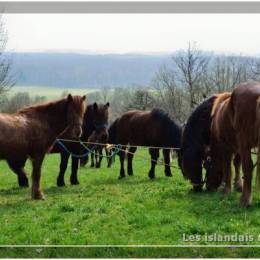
106 102 110 108
67 94 73 102
93 102 98 111
82 95 86 101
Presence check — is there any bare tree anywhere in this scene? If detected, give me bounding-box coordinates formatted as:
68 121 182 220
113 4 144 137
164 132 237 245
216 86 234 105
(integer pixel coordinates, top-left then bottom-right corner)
0 16 15 98
173 42 211 110
152 65 188 123
127 88 154 111
209 55 251 92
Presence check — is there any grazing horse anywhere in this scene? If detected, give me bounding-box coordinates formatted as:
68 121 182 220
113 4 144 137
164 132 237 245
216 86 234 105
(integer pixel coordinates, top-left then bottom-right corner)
206 82 260 207
0 94 86 199
180 95 217 191
51 102 109 186
108 109 181 179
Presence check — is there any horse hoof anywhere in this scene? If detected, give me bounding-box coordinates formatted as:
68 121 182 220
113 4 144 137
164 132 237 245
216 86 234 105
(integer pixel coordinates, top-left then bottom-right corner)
19 182 29 188
234 182 243 192
165 173 173 177
71 181 79 185
57 182 65 187
148 174 155 179
90 165 95 168
32 191 45 200
193 186 203 192
240 196 251 207
19 178 29 188
118 176 125 180
224 187 231 195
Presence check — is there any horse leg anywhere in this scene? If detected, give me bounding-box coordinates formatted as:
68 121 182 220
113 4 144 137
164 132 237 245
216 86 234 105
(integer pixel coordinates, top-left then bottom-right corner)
106 148 112 168
163 149 172 177
96 147 103 168
223 152 232 194
70 156 80 185
127 147 137 176
148 148 159 179
57 152 69 187
31 155 45 200
118 148 126 179
7 159 29 187
90 152 95 167
240 149 253 207
233 154 242 192
80 154 89 167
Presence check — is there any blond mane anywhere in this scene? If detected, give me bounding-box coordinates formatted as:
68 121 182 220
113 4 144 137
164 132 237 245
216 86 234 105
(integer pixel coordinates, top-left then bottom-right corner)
211 92 232 117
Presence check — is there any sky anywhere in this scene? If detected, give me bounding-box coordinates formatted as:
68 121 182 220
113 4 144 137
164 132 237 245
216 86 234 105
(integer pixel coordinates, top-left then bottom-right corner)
4 14 260 55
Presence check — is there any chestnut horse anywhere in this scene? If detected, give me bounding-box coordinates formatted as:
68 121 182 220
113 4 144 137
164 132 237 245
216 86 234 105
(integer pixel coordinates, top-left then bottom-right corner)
52 102 109 186
0 94 86 199
181 94 242 192
206 82 260 206
108 109 182 179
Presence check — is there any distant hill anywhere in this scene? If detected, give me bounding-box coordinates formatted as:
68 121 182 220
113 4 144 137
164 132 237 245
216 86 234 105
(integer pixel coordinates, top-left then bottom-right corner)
8 52 171 88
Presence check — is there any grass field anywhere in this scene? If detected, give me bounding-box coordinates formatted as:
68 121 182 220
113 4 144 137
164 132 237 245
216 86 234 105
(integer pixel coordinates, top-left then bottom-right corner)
9 86 97 99
0 149 260 257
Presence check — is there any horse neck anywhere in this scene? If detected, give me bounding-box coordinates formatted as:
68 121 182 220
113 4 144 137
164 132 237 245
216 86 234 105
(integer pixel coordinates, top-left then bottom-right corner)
21 100 69 137
82 105 95 138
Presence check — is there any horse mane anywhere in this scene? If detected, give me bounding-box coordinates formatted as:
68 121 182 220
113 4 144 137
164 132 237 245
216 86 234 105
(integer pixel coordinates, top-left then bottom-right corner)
211 92 232 117
181 94 221 157
18 96 85 116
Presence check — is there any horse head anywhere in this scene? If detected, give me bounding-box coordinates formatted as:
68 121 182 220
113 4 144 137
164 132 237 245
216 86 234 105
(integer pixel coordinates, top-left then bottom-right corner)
66 94 86 139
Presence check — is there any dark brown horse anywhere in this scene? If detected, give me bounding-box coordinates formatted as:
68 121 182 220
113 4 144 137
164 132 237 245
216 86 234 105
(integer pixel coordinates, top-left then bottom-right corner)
206 82 260 207
108 109 182 179
0 94 86 199
51 102 109 186
180 95 218 191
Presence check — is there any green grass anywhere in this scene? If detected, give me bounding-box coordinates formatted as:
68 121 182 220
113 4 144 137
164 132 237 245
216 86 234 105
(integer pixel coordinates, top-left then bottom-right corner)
9 86 97 99
0 150 260 257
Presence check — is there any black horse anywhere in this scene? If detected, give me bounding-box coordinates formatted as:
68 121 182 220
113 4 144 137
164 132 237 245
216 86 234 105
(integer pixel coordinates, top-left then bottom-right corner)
108 109 182 179
180 95 217 191
51 102 110 186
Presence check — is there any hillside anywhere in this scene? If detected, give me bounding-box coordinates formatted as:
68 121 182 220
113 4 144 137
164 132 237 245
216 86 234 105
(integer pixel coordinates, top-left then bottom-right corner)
8 52 171 88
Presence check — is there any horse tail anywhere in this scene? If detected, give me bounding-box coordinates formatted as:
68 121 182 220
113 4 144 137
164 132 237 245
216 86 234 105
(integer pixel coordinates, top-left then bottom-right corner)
255 97 260 191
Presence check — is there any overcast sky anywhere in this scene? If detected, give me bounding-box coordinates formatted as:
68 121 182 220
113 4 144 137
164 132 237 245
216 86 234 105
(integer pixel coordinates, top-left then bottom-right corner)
5 14 260 55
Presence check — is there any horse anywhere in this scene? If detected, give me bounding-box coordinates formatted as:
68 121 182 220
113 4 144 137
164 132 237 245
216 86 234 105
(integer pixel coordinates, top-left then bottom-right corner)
51 102 109 186
180 95 218 191
108 109 182 179
206 82 260 207
0 94 86 199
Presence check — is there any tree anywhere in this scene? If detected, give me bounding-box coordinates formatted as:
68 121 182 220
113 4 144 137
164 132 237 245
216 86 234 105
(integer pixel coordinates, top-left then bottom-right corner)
173 42 210 110
127 88 154 111
152 65 188 123
0 16 15 99
209 55 251 92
